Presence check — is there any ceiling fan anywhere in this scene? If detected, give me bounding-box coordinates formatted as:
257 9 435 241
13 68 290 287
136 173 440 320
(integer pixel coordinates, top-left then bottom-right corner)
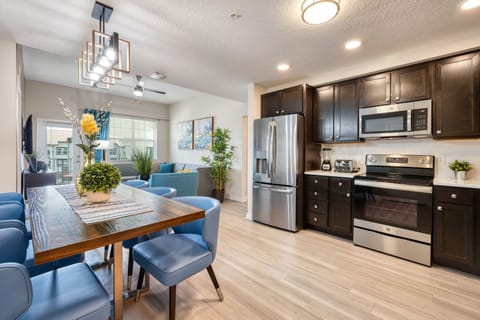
118 75 166 97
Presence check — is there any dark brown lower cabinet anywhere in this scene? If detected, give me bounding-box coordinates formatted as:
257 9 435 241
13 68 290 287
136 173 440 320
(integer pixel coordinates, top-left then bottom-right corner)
433 186 479 274
305 175 352 239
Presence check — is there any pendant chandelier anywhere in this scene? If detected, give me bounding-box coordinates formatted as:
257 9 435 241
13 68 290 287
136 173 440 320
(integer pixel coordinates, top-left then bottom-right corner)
78 1 130 89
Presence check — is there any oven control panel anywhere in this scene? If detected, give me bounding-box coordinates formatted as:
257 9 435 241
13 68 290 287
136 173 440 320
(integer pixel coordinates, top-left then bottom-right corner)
366 154 434 169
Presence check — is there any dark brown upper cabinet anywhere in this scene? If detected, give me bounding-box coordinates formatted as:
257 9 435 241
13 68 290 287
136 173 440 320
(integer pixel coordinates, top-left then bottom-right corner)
334 81 358 142
433 52 480 138
312 86 334 143
358 73 391 108
313 81 358 143
358 64 432 108
261 85 304 118
392 63 433 103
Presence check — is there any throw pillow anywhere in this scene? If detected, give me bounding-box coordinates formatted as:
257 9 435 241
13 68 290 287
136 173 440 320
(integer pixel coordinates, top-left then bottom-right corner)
159 163 174 173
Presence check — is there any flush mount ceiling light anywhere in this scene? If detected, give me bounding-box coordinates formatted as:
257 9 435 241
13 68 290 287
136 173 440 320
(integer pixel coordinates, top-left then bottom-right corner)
301 0 340 24
78 1 130 89
149 72 167 80
345 39 362 50
461 0 480 10
277 63 290 71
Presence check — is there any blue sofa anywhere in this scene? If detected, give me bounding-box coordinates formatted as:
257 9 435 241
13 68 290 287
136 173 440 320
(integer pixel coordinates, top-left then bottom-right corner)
150 171 199 196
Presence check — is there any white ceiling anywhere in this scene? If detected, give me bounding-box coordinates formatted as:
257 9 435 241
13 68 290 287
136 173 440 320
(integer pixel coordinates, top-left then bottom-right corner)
1 0 480 104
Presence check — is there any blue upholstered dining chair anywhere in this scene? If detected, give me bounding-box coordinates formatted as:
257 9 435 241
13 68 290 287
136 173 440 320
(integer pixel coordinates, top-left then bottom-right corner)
0 192 25 207
122 186 177 290
0 226 110 319
122 179 150 188
133 196 223 320
0 219 84 277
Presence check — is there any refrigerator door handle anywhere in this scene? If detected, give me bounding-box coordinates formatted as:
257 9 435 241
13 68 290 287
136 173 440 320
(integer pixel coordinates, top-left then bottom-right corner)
253 184 294 194
267 121 277 178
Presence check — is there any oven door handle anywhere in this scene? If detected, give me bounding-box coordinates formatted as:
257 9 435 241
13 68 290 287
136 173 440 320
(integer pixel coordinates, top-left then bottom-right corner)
354 179 432 194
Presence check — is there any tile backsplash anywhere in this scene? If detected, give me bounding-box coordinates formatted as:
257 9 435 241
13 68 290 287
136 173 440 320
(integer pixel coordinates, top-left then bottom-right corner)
321 138 480 180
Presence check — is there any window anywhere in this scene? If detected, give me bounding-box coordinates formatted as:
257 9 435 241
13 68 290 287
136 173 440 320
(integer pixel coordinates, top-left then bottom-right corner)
108 115 157 161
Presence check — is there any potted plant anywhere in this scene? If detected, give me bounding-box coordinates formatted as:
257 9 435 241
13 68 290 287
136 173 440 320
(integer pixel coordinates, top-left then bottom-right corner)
201 128 235 203
79 162 121 203
448 160 473 180
132 149 153 181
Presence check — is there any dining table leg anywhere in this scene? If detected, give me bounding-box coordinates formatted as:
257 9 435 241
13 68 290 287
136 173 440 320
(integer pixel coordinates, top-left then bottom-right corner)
113 241 123 320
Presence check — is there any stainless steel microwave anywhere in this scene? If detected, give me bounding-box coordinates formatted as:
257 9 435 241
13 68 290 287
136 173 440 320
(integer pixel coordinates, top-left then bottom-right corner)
359 99 432 139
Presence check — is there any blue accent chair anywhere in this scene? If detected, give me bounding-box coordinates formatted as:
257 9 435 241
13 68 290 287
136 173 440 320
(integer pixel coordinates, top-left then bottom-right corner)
122 179 150 188
133 196 223 319
0 220 84 277
0 262 110 320
149 172 199 196
0 193 31 238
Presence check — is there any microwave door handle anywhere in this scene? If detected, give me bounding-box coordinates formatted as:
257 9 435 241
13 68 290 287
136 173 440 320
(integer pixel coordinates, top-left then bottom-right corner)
407 109 412 132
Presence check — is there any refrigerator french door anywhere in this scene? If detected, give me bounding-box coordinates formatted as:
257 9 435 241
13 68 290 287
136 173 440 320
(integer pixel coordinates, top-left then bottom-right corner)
252 114 304 231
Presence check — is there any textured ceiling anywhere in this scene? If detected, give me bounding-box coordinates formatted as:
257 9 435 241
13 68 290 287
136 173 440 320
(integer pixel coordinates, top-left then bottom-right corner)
1 0 480 104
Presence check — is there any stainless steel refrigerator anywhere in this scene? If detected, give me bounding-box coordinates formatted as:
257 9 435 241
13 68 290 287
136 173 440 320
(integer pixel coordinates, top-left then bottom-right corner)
252 113 304 231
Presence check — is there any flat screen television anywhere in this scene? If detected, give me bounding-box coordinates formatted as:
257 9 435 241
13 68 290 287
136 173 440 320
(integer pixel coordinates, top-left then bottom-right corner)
23 114 33 155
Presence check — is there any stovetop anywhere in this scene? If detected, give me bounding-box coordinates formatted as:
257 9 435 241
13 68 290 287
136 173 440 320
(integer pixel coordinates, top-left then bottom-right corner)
355 173 434 186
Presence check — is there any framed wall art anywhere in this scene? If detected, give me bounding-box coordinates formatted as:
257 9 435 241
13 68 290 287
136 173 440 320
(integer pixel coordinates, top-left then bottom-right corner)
177 120 193 150
194 117 213 150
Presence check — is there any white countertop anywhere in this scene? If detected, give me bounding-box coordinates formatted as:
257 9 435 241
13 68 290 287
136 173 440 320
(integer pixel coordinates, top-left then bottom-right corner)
434 178 480 189
304 170 365 179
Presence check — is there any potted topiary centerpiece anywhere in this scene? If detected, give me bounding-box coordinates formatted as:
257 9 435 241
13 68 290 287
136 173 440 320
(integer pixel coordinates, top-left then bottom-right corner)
448 160 473 180
79 162 121 203
201 128 235 203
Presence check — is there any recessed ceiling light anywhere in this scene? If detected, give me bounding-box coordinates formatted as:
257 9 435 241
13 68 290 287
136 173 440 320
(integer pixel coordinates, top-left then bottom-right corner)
345 39 362 50
277 64 290 71
301 0 340 24
461 0 480 10
149 72 166 80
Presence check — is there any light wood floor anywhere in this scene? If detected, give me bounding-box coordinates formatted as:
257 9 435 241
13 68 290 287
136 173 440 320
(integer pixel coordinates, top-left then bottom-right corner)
91 200 480 320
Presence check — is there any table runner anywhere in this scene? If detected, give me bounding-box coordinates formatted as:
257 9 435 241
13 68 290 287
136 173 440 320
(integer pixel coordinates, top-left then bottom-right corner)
55 185 154 224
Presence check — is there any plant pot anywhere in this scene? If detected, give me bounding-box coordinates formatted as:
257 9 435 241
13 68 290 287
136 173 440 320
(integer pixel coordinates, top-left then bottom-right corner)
456 171 467 180
85 190 112 203
212 189 225 203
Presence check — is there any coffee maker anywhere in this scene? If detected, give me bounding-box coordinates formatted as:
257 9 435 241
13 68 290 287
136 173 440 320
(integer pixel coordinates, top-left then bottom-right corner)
321 148 332 171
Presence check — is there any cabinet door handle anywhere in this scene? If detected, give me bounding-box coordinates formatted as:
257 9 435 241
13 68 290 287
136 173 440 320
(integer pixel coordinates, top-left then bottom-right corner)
436 130 442 134
281 110 285 113
314 204 318 209
313 217 318 222
338 182 343 187
314 179 318 184
314 191 318 196
437 206 443 211
386 98 390 102
329 136 333 139
275 110 279 114
336 135 340 139
346 193 350 198
450 193 457 199
395 96 400 100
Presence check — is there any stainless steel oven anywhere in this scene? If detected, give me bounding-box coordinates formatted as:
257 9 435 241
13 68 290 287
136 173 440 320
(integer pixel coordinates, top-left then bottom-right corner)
352 154 434 266
359 99 431 139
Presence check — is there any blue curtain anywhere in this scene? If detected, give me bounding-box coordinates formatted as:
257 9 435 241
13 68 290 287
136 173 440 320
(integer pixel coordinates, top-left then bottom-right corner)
84 108 110 163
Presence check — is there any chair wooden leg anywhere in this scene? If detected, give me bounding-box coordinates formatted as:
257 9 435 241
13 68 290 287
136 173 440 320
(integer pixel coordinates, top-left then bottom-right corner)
135 267 145 302
207 265 224 301
103 245 109 262
169 285 176 320
127 249 134 290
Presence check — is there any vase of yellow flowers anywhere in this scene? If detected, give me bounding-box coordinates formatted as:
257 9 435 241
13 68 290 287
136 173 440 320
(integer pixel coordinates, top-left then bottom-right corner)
60 98 111 196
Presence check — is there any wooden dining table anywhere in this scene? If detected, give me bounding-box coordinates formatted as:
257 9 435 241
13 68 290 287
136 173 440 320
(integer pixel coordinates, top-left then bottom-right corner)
27 184 205 320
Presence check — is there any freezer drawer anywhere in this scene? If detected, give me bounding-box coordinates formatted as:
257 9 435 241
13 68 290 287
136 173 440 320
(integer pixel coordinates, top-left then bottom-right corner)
252 183 298 231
